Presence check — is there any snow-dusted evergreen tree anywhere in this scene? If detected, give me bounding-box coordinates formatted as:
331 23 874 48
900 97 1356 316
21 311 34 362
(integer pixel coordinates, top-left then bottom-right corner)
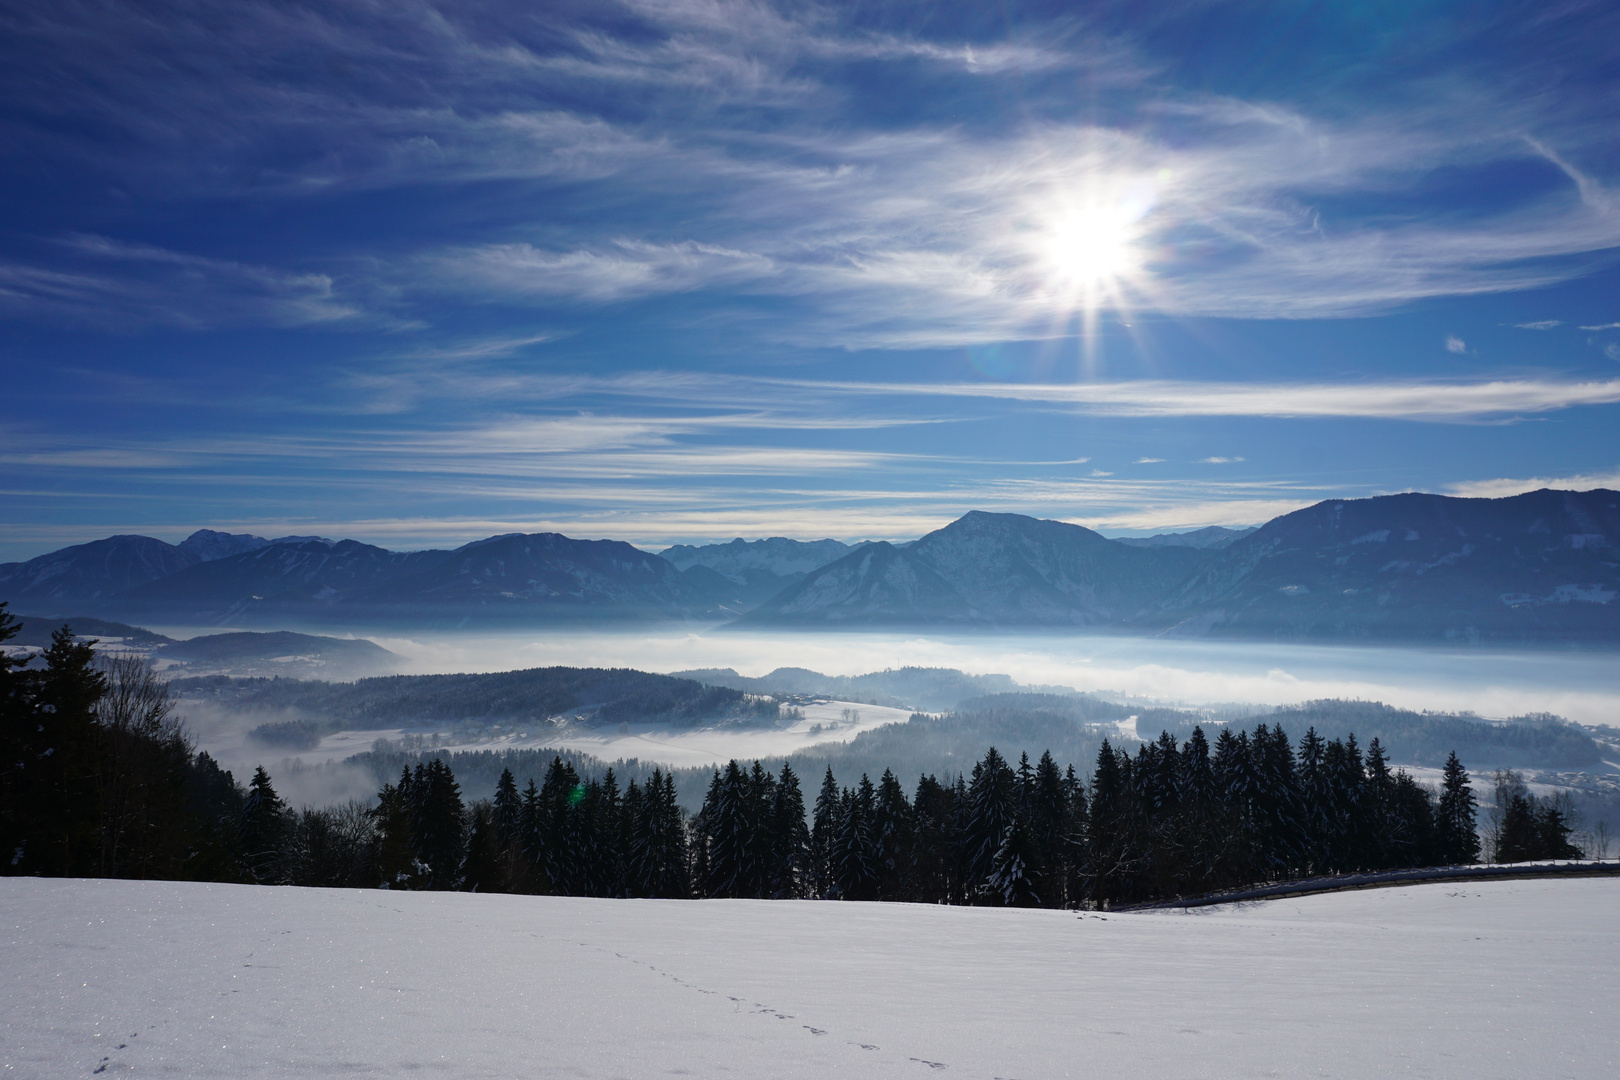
1435 752 1480 864
1296 727 1330 872
239 765 293 885
701 760 756 898
767 762 810 899
493 768 521 847
412 759 466 890
810 766 840 899
829 777 879 901
536 756 582 894
909 773 957 904
962 747 1016 894
872 768 913 900
983 818 1042 907
1027 751 1068 906
461 801 502 892
627 769 689 898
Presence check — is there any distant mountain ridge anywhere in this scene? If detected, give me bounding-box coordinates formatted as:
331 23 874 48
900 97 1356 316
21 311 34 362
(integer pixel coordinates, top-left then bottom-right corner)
739 512 1206 627
3 489 1618 643
1114 525 1256 550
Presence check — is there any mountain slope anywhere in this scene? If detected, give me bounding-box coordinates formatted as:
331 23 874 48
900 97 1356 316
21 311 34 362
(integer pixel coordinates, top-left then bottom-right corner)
739 541 975 625
1143 488 1620 643
741 512 1207 627
661 537 855 608
107 532 715 625
353 532 712 620
0 535 200 612
1114 525 1257 550
110 538 448 623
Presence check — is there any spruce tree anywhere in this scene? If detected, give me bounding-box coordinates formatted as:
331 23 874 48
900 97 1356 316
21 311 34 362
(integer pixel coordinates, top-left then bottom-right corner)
11 626 107 876
910 773 956 905
702 760 754 898
412 759 466 890
461 802 503 893
1435 753 1480 864
872 768 913 900
962 747 1016 893
239 766 292 885
983 818 1042 907
810 767 840 899
1028 751 1068 907
372 767 418 888
768 762 810 899
829 778 879 901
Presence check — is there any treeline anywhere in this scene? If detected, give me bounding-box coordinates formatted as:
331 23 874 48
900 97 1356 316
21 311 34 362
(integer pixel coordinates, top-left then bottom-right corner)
0 609 244 880
0 605 1580 904
275 721 1495 907
1241 700 1602 769
174 667 785 738
1488 771 1582 863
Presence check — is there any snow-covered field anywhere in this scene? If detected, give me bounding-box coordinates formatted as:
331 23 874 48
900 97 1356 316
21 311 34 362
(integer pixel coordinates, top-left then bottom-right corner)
4 877 1616 1078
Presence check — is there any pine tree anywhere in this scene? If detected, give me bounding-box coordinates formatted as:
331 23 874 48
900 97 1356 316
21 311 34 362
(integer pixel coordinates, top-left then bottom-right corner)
1362 737 1396 870
829 778 879 901
537 756 582 893
983 818 1042 907
627 769 689 897
1534 799 1582 860
372 767 418 888
962 747 1016 893
1087 740 1132 906
810 767 840 899
1435 753 1480 864
412 759 466 889
239 766 292 885
517 778 542 890
702 760 755 898
1061 764 1089 906
1296 727 1330 872
8 626 107 876
1028 751 1068 907
872 768 913 900
910 773 956 904
767 762 810 899
461 801 503 892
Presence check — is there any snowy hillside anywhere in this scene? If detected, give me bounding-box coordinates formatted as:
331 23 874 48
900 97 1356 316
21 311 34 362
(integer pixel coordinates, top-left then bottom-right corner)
5 876 1616 1078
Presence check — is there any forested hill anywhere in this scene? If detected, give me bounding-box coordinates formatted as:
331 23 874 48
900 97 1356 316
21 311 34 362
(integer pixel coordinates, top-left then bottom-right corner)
174 667 784 730
1146 698 1603 769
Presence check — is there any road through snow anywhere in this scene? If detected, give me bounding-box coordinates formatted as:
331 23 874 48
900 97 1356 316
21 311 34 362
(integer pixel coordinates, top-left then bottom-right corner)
3 876 1616 1078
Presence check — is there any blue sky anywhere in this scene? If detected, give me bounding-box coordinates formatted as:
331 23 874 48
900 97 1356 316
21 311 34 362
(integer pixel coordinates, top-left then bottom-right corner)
3 0 1620 560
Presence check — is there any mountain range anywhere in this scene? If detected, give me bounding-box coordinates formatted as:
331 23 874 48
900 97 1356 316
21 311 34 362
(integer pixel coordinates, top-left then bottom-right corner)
2 488 1617 644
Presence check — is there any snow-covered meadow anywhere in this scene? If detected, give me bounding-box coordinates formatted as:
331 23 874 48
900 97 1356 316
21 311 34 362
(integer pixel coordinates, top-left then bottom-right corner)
4 876 1616 1078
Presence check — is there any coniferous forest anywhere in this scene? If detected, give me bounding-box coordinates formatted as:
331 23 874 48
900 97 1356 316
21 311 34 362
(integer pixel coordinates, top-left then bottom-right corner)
2 604 1594 906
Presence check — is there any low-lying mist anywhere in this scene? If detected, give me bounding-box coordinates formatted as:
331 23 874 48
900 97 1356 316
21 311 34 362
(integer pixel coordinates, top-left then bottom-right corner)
362 628 1620 727
156 626 1620 815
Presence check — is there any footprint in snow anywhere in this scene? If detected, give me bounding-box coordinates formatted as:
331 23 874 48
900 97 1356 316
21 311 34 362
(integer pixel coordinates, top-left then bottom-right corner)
803 1026 826 1036
910 1058 947 1070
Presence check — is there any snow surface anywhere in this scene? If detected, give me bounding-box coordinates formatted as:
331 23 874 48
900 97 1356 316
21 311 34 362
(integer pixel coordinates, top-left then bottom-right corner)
4 876 1616 1078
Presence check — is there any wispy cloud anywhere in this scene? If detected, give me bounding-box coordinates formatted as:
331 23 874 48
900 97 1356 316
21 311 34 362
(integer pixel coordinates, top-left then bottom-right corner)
1445 468 1620 499
0 237 361 329
786 375 1620 420
1513 320 1563 329
1581 322 1620 331
1197 456 1245 464
1445 336 1468 354
3 2 1619 340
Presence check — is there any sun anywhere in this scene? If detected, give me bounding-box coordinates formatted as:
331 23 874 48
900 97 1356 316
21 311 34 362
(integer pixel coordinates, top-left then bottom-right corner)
1044 205 1142 288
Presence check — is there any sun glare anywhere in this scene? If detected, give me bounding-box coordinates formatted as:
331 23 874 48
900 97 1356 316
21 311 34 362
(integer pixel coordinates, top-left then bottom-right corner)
1045 205 1141 288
